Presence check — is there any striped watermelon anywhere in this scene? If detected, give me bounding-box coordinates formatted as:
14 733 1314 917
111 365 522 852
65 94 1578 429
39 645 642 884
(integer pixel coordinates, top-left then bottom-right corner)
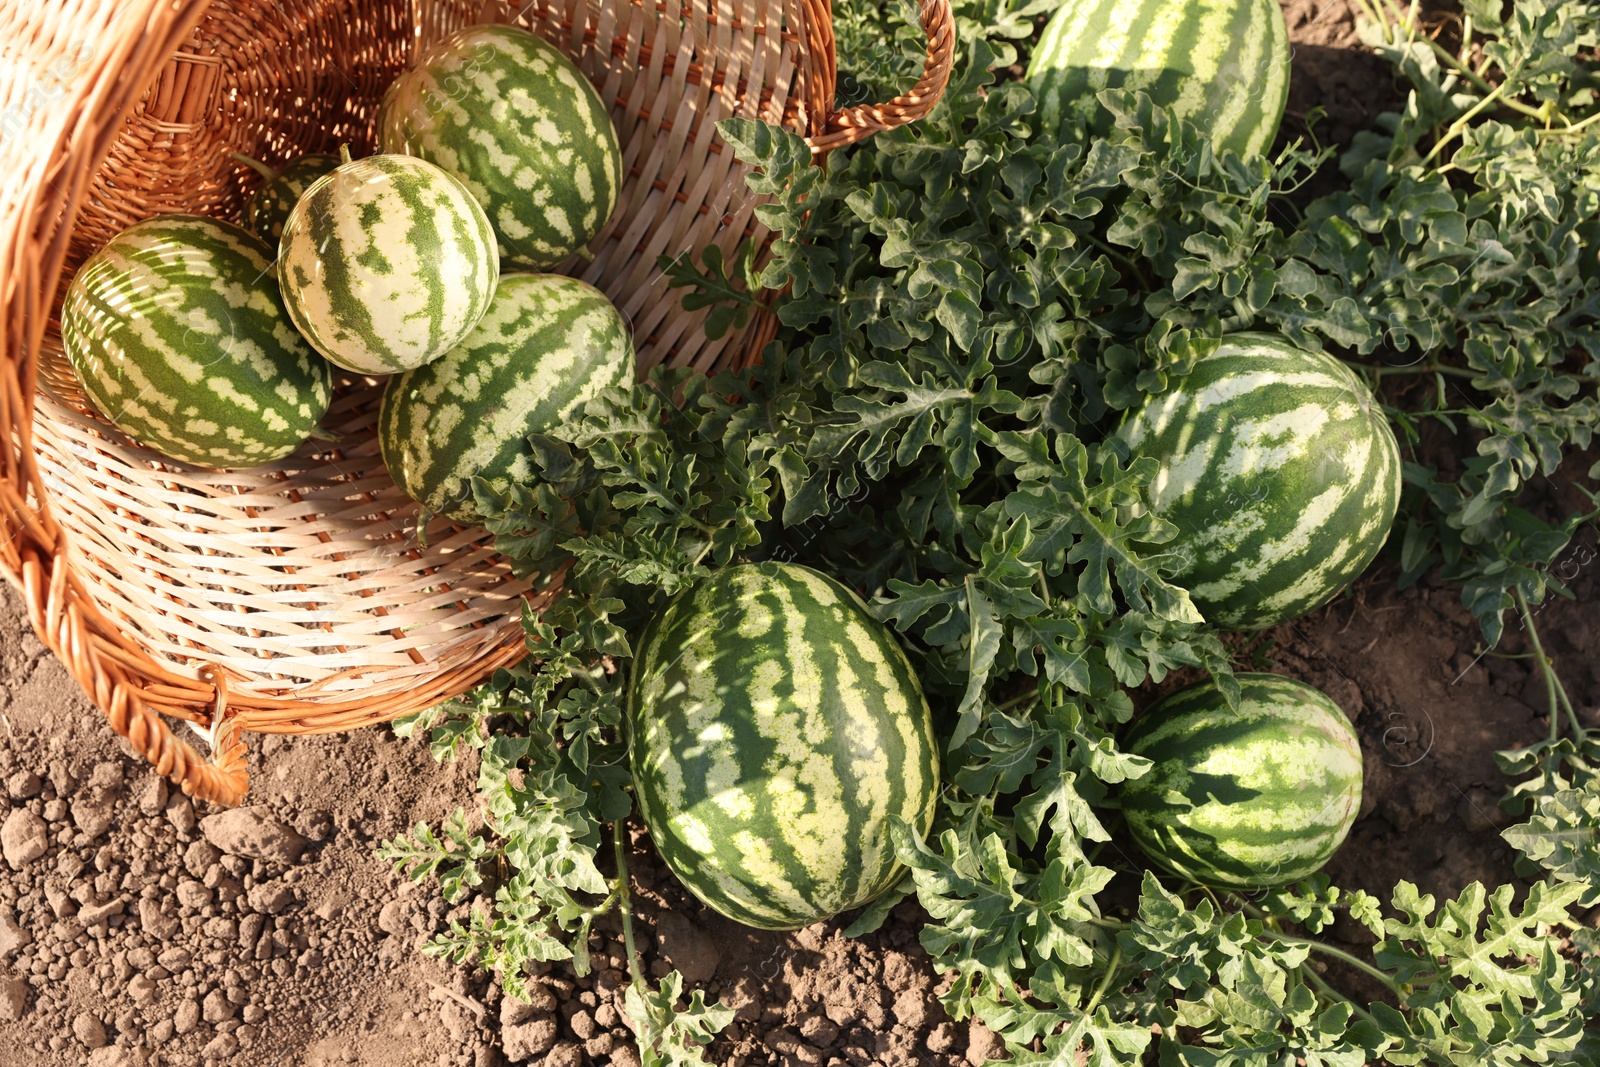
1120 673 1364 888
378 272 634 524
378 24 622 269
1115 332 1401 631
629 562 940 931
277 152 499 375
60 215 333 469
235 152 339 244
1026 0 1291 158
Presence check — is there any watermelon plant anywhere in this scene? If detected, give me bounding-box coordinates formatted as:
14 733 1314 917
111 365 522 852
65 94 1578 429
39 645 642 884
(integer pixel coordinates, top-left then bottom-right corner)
1027 0 1291 157
1120 673 1364 888
378 23 623 269
629 562 939 931
60 214 333 469
233 151 338 243
378 0 1600 1063
1115 332 1403 630
277 150 499 374
378 272 633 524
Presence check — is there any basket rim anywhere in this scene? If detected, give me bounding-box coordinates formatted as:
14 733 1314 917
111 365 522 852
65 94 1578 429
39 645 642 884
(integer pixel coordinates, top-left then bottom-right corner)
0 0 954 805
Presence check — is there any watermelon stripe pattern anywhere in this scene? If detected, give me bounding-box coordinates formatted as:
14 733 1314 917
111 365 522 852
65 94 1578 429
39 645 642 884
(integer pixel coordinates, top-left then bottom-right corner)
1121 673 1364 888
277 154 498 374
61 215 332 469
378 273 634 524
1116 333 1401 631
379 24 622 269
241 153 339 244
1026 0 1291 158
629 563 940 930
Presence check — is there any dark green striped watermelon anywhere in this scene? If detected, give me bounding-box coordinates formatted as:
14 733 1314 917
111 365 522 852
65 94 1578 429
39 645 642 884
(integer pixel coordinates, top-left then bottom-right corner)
378 24 622 269
1121 673 1364 888
629 563 940 931
60 214 333 469
377 272 633 524
236 152 339 244
1115 332 1401 631
1026 0 1291 158
277 152 499 374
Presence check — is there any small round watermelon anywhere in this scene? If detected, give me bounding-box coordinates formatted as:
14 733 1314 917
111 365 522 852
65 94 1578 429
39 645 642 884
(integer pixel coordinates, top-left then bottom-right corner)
1115 332 1401 631
1121 673 1364 888
378 23 623 269
378 272 634 524
277 152 499 375
236 152 339 244
1026 0 1291 158
629 562 940 931
60 214 333 469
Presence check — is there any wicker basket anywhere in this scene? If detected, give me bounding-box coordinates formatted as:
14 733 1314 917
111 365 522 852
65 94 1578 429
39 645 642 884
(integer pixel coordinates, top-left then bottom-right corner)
0 0 953 804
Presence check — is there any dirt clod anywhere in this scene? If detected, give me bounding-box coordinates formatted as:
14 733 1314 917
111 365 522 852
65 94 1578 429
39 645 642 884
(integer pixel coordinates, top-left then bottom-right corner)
1 808 47 868
198 808 306 866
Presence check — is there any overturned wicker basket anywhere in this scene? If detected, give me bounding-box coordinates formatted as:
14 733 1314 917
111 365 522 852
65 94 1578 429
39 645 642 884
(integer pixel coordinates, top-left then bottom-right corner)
0 0 953 804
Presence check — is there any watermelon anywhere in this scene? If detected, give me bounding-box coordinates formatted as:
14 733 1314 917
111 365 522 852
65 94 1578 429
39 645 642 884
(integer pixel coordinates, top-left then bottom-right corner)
277 152 499 375
1115 332 1401 631
377 23 622 269
60 214 333 469
629 562 940 931
235 152 339 243
1026 0 1291 158
1120 673 1364 888
378 272 634 524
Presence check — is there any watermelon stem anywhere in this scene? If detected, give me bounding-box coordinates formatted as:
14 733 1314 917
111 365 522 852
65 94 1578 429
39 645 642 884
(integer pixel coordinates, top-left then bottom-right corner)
1299 961 1380 1027
339 144 354 166
1258 929 1404 999
1081 942 1122 1015
1513 588 1585 743
230 151 280 182
612 820 647 989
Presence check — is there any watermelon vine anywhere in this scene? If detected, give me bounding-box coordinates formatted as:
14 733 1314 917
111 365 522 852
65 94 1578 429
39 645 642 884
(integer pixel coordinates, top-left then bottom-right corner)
379 0 1600 1063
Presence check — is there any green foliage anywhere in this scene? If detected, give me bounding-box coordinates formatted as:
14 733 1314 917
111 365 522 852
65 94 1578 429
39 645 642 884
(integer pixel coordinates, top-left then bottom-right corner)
625 971 737 1066
377 0 1600 1061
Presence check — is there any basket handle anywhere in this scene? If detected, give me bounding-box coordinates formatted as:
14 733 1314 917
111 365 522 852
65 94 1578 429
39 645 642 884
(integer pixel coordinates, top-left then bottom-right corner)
806 0 957 153
18 549 249 806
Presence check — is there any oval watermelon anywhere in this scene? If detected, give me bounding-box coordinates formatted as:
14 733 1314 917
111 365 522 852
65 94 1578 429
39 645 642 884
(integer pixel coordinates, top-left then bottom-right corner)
60 214 333 469
1121 673 1364 888
1026 0 1291 158
378 272 634 524
1115 332 1401 631
378 23 623 269
277 152 499 375
236 152 339 244
629 562 940 931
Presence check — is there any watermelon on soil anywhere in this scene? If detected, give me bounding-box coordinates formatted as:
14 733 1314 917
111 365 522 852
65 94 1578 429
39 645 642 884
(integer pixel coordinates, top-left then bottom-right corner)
1026 0 1291 158
378 23 623 270
628 562 940 931
1115 332 1401 631
237 152 339 244
60 214 333 470
277 152 499 375
378 272 634 525
1121 672 1364 888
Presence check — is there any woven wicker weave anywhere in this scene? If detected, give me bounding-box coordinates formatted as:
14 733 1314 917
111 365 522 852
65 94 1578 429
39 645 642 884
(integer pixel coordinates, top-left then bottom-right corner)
0 0 953 804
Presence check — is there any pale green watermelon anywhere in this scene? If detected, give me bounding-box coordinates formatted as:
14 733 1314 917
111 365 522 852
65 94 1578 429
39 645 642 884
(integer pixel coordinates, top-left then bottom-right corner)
277 152 499 375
